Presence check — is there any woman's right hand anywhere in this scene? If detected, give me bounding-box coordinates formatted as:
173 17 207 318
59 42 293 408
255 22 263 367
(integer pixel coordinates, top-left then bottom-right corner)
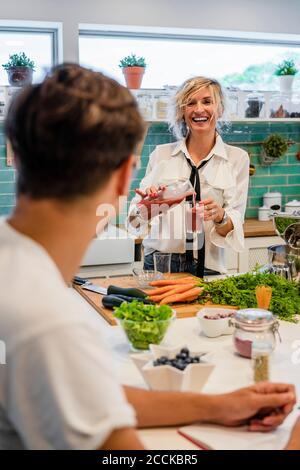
135 185 194 219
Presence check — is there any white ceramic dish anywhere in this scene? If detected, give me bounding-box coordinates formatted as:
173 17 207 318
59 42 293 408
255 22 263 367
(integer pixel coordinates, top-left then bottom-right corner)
197 307 236 338
131 344 214 392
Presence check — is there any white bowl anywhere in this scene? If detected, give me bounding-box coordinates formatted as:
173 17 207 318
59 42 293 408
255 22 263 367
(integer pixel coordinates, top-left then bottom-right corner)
131 344 214 392
197 307 236 338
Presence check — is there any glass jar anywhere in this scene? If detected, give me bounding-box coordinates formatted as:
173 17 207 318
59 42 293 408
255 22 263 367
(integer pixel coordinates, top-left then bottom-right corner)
245 92 265 118
252 342 272 382
136 92 153 120
154 92 169 120
269 93 291 118
231 308 280 359
226 90 239 119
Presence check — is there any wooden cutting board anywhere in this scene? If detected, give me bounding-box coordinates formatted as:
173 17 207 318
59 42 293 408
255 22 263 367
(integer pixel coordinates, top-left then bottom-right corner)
73 273 237 326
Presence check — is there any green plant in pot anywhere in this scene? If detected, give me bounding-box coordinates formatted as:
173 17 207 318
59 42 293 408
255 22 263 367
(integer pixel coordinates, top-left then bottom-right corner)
262 133 289 165
2 52 35 87
119 54 146 89
274 59 298 93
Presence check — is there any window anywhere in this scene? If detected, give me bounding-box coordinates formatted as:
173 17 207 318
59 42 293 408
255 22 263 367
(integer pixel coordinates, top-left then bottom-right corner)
0 24 60 86
79 27 300 91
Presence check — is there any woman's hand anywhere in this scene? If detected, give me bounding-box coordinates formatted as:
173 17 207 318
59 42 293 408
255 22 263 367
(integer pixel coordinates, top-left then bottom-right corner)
134 185 194 219
201 197 225 223
211 382 296 432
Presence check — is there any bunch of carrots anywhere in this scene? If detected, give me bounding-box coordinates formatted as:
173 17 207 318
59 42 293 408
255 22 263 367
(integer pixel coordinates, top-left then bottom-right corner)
147 277 203 305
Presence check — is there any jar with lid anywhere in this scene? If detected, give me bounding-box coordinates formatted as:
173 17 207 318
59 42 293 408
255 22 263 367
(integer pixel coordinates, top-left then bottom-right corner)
270 93 291 118
154 92 169 120
245 92 265 118
136 92 153 120
226 90 239 119
231 308 280 359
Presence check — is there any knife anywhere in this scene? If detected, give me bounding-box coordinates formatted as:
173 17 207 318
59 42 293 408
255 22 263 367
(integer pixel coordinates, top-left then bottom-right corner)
73 276 107 295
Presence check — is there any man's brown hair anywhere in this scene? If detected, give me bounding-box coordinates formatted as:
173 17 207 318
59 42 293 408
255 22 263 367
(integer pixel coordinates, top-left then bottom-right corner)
5 63 144 199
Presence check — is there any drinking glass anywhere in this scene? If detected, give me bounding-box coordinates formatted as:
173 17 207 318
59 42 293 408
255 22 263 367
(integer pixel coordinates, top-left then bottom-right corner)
185 201 204 234
154 252 171 276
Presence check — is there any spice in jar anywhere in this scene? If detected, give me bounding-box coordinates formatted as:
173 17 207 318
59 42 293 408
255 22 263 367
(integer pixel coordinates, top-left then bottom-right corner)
253 354 270 382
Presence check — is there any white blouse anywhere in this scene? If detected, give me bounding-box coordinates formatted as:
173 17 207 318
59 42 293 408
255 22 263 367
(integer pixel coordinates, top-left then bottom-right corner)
128 134 250 273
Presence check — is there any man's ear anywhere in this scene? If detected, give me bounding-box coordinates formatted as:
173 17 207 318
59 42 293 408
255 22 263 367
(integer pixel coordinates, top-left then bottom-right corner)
115 155 135 198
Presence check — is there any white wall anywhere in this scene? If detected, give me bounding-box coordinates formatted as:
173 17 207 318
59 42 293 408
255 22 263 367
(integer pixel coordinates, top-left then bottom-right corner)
1 0 300 61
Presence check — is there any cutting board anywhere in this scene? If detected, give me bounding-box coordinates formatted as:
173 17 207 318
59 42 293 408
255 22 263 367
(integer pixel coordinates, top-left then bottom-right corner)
73 273 237 326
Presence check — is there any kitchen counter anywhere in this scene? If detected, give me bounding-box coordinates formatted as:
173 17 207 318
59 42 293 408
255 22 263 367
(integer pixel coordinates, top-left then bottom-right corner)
243 218 276 237
73 286 300 450
123 218 277 246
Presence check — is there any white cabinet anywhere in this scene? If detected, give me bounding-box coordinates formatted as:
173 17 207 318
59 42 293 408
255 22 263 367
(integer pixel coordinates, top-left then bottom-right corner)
224 236 283 273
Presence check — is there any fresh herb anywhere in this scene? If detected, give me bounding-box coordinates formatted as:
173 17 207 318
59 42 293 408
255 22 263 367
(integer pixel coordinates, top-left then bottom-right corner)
119 54 146 68
114 301 173 350
2 52 35 70
197 273 299 323
274 59 298 76
274 216 299 236
262 134 288 160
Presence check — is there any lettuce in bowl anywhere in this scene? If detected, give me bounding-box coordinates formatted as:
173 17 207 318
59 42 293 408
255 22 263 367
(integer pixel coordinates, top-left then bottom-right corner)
114 301 175 350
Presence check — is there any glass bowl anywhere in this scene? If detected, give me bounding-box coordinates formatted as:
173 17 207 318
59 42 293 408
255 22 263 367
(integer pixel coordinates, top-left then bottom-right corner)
132 268 163 288
118 311 176 351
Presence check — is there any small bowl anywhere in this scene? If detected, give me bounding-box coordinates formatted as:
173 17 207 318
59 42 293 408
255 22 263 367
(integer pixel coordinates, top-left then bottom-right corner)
119 311 176 351
131 344 214 392
132 268 163 288
197 307 236 338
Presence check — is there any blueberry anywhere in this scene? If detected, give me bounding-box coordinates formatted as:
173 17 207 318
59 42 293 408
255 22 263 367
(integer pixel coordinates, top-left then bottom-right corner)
184 357 193 364
192 356 200 363
159 356 168 364
180 348 190 356
153 360 160 366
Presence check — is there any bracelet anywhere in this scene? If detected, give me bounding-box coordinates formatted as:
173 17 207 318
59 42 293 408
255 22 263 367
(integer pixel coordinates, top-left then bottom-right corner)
214 210 229 227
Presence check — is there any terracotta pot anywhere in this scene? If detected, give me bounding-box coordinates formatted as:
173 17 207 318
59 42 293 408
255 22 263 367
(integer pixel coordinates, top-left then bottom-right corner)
122 66 145 89
6 67 33 87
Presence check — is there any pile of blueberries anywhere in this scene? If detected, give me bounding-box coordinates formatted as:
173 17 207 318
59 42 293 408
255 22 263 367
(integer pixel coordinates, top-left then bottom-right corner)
153 347 202 371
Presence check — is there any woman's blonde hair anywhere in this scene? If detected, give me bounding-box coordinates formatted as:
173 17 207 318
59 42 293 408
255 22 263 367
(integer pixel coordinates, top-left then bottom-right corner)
168 76 225 139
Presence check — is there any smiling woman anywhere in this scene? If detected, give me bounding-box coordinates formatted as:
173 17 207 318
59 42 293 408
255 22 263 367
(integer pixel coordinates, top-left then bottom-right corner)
128 76 250 277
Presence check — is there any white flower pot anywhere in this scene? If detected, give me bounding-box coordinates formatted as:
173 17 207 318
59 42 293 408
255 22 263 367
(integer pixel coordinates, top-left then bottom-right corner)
278 75 294 93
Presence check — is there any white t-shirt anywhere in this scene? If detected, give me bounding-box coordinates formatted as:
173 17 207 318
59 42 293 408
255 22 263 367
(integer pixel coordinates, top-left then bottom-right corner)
0 219 136 449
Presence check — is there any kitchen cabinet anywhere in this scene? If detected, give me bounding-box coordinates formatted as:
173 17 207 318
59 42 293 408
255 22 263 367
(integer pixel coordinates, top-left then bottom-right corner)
225 235 283 274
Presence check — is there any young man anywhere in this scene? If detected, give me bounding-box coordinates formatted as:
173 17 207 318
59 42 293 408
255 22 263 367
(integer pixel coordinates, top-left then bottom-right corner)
0 64 296 450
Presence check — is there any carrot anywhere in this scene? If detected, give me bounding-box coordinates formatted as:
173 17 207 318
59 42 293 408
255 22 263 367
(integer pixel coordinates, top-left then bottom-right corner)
149 283 196 302
149 277 195 287
146 286 177 296
159 287 203 305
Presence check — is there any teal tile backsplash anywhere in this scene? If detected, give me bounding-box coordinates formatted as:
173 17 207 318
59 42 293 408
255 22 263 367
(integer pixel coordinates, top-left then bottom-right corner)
0 121 299 220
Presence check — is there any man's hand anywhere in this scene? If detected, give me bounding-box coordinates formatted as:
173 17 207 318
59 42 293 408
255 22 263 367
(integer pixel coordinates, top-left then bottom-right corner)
285 416 300 450
212 382 296 432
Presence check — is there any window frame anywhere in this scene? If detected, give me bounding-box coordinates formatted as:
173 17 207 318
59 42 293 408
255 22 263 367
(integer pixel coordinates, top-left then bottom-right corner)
0 19 63 67
79 23 300 49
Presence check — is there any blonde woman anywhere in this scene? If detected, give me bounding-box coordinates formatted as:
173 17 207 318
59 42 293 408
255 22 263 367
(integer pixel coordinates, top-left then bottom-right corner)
128 77 249 276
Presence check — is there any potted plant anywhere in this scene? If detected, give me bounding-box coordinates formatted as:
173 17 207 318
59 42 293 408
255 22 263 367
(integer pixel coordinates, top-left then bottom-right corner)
119 54 146 89
2 52 35 87
274 59 298 93
262 133 289 165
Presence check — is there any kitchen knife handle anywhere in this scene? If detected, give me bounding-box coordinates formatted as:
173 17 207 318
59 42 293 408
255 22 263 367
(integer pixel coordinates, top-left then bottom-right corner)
73 276 88 285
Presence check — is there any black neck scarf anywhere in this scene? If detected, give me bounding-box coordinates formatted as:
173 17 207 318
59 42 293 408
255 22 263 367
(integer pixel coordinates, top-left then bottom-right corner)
185 156 211 278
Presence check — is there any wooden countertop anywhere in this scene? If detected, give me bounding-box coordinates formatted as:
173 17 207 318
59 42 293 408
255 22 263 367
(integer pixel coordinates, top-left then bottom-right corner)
124 218 276 244
243 218 276 237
